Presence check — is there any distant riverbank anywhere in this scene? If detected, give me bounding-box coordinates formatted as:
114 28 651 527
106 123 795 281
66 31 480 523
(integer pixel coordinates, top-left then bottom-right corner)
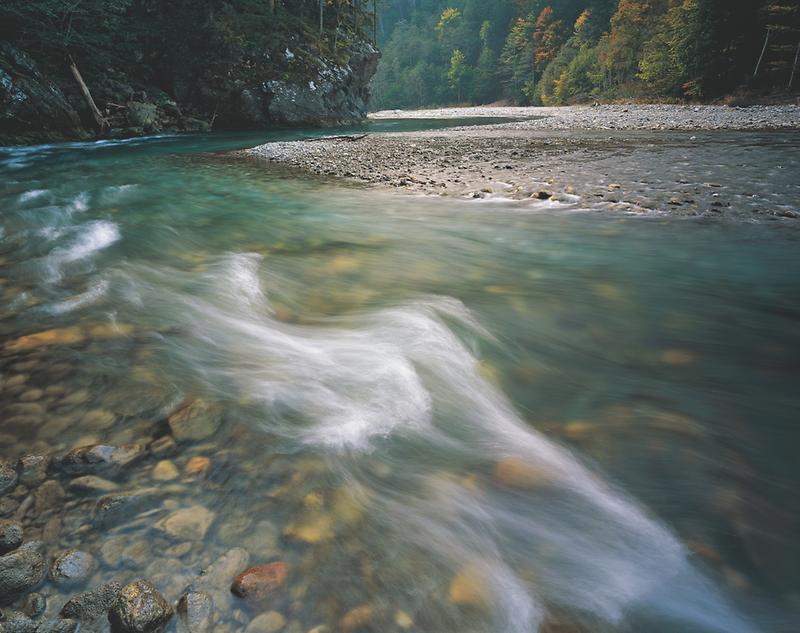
368 104 800 129
242 105 800 217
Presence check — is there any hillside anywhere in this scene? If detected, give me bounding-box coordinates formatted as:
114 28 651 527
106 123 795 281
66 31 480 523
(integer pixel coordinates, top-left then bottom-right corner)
372 0 800 109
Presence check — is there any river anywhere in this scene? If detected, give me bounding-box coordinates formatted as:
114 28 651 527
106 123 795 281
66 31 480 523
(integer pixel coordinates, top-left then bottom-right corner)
1 120 799 633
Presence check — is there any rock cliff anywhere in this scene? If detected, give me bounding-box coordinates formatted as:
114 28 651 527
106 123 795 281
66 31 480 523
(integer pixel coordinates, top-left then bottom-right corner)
0 40 379 145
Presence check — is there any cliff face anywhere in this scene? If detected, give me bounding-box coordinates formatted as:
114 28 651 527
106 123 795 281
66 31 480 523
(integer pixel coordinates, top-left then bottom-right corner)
0 39 379 145
234 41 380 128
0 43 85 143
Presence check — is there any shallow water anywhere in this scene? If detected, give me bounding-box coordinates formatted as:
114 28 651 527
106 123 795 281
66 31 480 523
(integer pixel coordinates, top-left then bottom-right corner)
1 123 799 633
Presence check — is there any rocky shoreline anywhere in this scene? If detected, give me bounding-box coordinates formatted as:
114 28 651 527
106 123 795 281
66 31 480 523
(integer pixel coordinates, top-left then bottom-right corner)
242 105 800 217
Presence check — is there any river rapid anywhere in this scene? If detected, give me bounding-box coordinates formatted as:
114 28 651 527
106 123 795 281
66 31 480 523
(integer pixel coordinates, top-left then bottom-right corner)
1 121 799 633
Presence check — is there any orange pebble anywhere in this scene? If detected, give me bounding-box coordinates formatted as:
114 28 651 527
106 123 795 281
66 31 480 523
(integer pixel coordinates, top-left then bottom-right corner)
185 456 210 475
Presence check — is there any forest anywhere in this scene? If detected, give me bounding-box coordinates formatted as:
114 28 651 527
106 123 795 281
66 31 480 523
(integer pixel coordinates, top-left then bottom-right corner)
372 0 800 109
1 1 380 140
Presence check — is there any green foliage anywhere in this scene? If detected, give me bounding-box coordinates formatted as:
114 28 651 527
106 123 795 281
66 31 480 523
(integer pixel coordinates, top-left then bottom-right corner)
372 0 790 109
0 0 377 117
447 48 469 101
0 0 133 65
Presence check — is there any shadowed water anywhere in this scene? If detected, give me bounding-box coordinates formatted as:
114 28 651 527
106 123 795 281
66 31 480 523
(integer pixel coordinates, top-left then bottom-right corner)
1 125 799 633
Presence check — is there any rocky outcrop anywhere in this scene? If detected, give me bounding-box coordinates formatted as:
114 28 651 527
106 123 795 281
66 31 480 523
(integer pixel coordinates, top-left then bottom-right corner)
0 43 84 143
237 41 380 127
1 38 380 144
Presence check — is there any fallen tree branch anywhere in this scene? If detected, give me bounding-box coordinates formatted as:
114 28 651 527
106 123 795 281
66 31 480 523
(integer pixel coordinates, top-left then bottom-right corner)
68 56 109 134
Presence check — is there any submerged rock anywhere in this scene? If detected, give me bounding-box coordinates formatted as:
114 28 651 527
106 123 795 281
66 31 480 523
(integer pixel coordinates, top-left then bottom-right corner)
22 593 47 618
245 611 286 633
59 444 144 475
338 605 374 632
492 456 554 490
184 457 210 476
60 580 122 623
93 489 160 528
33 480 65 515
188 548 249 616
21 592 45 618
151 460 179 481
156 506 215 541
231 562 288 602
167 401 222 442
16 455 48 488
448 565 491 609
108 580 173 633
67 475 120 495
0 519 23 554
176 591 213 633
49 549 97 587
0 541 46 597
34 619 79 633
0 461 18 496
0 610 36 633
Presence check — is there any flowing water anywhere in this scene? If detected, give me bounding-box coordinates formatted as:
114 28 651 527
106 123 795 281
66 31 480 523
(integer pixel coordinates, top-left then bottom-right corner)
1 122 799 633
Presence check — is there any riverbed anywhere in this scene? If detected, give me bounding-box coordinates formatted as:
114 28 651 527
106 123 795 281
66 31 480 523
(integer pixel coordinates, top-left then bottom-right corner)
1 116 799 633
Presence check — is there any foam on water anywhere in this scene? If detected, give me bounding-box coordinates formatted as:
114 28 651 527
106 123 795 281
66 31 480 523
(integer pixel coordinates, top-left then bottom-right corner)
17 188 51 205
115 253 759 633
44 220 121 282
42 279 110 314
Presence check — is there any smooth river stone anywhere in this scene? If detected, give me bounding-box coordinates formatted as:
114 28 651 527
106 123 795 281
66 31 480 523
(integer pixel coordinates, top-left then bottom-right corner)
156 506 216 541
189 548 250 615
93 489 161 528
338 605 374 632
231 562 288 601
245 611 286 633
49 548 97 587
177 591 213 633
167 400 222 442
448 564 491 609
152 460 179 481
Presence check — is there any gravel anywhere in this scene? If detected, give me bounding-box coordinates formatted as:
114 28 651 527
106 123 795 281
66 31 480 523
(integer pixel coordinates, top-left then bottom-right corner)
241 105 800 216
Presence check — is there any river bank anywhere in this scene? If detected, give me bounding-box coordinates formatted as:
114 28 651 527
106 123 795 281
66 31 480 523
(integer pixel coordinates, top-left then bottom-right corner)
243 105 800 217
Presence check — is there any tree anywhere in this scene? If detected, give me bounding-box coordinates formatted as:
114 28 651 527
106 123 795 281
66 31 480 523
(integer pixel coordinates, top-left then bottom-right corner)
501 14 536 103
448 48 468 102
533 6 565 68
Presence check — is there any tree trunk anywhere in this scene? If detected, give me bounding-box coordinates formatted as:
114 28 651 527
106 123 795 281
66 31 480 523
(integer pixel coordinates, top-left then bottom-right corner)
68 57 108 134
753 28 771 78
372 0 377 44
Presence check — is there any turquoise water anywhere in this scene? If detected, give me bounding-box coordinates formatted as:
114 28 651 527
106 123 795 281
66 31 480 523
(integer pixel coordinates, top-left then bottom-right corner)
1 123 799 633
